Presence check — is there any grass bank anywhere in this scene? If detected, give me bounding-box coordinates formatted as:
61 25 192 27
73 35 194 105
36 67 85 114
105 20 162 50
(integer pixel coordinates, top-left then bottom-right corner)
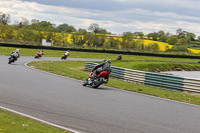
0 46 199 63
111 60 200 72
0 109 68 133
28 61 200 106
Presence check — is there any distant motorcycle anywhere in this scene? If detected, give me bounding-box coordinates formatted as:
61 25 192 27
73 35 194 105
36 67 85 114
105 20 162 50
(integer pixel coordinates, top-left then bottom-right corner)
61 54 68 60
82 70 110 88
35 53 43 59
8 53 18 64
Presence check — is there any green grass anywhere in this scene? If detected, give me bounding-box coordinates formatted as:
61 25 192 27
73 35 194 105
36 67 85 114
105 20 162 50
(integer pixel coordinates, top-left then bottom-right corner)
111 60 200 72
28 61 200 106
1 40 200 56
1 46 199 63
0 109 69 133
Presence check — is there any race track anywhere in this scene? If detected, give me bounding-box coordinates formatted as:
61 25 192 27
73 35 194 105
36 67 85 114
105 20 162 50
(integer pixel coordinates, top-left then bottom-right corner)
0 56 200 133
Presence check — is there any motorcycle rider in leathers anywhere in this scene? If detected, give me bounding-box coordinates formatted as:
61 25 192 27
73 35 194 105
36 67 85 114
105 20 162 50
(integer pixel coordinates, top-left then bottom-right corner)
91 60 111 83
10 49 20 60
64 50 70 57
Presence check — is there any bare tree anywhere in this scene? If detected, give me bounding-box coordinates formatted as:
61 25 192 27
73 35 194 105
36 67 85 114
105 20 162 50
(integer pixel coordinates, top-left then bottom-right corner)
88 23 100 34
176 28 182 36
20 17 29 25
31 19 40 24
0 12 10 24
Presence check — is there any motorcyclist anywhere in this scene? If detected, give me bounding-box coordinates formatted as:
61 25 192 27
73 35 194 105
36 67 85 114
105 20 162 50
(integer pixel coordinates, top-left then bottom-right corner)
64 50 70 57
91 60 111 83
37 50 44 57
10 49 20 60
117 54 122 60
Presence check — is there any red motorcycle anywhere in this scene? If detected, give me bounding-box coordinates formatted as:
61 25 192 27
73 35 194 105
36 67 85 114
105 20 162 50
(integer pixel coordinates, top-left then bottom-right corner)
35 51 44 59
82 70 110 88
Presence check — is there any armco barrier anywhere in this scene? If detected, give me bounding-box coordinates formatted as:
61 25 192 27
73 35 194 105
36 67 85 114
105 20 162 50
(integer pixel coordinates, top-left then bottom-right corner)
85 62 200 93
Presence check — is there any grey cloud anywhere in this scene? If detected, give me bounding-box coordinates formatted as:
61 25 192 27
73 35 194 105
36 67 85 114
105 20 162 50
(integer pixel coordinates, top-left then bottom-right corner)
22 0 200 18
2 0 200 36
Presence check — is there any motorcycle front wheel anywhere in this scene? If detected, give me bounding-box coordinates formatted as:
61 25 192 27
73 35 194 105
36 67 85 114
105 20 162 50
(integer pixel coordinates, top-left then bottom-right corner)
82 80 87 86
8 57 14 64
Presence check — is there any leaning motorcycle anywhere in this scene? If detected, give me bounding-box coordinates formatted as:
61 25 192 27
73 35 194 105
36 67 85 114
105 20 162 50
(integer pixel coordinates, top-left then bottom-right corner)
8 53 18 64
35 53 42 59
61 54 68 60
82 70 110 88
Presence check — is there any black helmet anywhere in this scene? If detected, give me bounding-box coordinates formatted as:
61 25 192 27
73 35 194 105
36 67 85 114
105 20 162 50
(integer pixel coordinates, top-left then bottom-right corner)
106 60 111 64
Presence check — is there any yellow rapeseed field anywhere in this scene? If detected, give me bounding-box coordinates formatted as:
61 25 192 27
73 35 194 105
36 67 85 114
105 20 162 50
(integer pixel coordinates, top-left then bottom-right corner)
0 30 200 54
188 48 200 54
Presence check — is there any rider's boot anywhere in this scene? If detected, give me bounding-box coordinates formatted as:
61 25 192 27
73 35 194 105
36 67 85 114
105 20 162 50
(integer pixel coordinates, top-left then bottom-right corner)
103 79 108 83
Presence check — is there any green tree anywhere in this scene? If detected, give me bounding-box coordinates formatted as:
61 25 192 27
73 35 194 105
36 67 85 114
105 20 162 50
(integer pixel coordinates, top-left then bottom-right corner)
14 28 35 41
77 28 87 35
144 43 159 52
98 28 107 34
0 24 15 39
159 35 168 42
37 21 55 32
158 30 168 42
109 37 121 49
158 30 165 37
178 38 187 45
167 36 178 45
198 36 200 41
169 43 188 52
122 32 135 48
133 32 144 38
138 32 144 39
147 32 158 41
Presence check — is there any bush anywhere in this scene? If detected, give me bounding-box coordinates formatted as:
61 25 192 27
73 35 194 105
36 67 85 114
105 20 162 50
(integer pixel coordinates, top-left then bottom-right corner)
167 43 189 52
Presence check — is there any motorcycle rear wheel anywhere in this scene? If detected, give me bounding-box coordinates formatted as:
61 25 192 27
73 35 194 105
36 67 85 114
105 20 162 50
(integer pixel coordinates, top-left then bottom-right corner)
92 77 103 88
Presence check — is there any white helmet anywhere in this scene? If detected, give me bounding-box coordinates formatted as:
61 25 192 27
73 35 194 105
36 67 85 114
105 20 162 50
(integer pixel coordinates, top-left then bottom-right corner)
16 49 20 52
106 60 111 64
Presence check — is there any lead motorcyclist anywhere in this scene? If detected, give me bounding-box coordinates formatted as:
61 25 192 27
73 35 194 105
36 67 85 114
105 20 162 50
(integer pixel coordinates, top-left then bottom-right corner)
64 50 70 57
91 60 111 83
9 49 20 60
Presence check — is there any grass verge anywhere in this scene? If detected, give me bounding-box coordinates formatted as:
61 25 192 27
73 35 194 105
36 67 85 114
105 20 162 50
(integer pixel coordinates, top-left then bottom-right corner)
111 60 200 72
0 109 69 133
0 46 199 63
28 61 200 106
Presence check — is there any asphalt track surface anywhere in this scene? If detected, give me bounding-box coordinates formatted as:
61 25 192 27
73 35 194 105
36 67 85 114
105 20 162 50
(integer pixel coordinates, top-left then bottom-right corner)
1 56 200 133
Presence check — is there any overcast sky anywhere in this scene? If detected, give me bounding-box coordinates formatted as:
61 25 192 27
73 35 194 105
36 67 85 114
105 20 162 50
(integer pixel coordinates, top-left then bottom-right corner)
1 0 200 36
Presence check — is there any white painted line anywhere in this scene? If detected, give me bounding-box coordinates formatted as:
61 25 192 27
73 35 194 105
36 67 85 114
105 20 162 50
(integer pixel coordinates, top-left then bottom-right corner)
24 61 84 82
0 106 81 133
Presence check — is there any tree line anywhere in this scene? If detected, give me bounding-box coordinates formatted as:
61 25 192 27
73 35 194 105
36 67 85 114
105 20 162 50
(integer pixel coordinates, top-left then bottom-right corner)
0 12 200 53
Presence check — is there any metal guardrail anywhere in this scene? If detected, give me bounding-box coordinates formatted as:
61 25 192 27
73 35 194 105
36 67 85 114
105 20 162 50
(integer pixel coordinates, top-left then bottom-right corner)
85 62 200 93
